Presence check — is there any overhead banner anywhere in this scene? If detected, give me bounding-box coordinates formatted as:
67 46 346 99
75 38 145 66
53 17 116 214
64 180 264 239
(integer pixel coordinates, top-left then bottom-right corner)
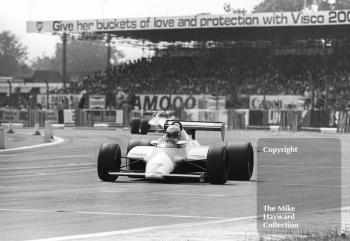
133 94 225 110
27 10 350 33
37 94 80 109
89 95 106 109
250 95 304 110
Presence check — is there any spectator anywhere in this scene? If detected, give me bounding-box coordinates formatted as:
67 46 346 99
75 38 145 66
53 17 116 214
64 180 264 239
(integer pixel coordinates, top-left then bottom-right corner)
78 90 87 109
304 86 312 110
115 87 126 109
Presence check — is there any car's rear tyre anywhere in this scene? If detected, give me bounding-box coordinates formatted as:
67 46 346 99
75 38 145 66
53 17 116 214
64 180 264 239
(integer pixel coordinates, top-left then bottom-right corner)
130 118 140 134
227 142 254 181
140 119 150 135
206 144 229 184
127 139 151 172
97 143 121 181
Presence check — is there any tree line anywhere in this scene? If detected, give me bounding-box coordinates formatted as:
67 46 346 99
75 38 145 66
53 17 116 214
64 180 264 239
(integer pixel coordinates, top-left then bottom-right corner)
0 31 124 77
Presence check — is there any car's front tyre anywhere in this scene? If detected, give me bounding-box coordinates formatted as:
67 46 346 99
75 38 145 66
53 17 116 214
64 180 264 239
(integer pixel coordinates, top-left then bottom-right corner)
97 143 121 181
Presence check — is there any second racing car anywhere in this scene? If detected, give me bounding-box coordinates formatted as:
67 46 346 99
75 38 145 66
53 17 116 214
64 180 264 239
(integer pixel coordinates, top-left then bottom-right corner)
130 111 176 135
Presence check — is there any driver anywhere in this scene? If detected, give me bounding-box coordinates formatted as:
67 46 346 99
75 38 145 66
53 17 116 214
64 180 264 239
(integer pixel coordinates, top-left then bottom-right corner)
165 125 181 140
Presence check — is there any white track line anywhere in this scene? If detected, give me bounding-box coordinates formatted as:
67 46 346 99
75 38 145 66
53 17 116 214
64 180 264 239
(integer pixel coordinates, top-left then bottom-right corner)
152 192 225 197
34 155 92 160
79 211 227 219
259 165 342 168
10 207 350 241
259 182 346 188
0 208 228 220
25 215 257 241
283 183 346 188
0 136 64 153
101 190 129 193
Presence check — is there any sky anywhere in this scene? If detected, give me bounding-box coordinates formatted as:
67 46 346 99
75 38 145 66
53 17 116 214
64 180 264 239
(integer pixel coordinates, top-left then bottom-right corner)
0 0 262 63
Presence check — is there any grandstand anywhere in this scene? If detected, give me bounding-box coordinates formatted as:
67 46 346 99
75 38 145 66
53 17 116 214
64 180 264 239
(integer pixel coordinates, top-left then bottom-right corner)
2 10 350 130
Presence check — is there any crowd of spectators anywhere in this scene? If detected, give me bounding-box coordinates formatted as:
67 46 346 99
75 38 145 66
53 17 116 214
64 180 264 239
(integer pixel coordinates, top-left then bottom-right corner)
60 46 350 110
3 45 350 110
0 94 33 110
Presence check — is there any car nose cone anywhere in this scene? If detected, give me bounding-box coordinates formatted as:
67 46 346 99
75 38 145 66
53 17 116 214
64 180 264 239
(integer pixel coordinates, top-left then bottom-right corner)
145 152 175 179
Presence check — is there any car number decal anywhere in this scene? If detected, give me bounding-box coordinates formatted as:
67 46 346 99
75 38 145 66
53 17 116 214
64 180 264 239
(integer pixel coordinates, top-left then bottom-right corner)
150 163 163 173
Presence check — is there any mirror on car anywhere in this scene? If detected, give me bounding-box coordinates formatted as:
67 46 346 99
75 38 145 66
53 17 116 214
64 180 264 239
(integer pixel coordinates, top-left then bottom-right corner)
176 140 188 147
150 140 158 146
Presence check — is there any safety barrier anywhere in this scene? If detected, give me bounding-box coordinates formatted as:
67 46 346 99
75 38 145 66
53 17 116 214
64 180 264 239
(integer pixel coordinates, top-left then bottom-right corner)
74 109 124 127
0 109 27 124
0 127 4 149
249 110 269 126
0 109 59 127
279 111 302 131
0 108 344 132
75 109 93 127
247 109 336 131
247 110 302 131
0 109 124 128
28 110 45 127
337 111 350 133
0 109 72 127
44 121 53 142
226 109 247 130
27 110 59 127
0 109 122 127
305 110 331 128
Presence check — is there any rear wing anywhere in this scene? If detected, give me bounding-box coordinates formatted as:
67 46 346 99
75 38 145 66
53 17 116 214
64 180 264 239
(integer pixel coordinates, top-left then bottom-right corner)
164 120 225 141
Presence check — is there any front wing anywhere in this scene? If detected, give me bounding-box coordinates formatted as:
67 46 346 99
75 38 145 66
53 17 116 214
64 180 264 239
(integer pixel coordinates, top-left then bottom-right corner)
108 171 206 182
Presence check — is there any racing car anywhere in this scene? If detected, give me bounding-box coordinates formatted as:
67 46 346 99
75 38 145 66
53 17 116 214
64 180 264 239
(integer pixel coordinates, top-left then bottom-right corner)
98 120 254 184
130 111 176 135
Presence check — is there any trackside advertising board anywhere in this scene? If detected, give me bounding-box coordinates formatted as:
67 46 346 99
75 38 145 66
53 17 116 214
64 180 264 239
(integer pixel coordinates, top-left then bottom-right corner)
27 11 350 33
249 95 304 110
89 95 106 109
133 94 225 110
37 94 80 109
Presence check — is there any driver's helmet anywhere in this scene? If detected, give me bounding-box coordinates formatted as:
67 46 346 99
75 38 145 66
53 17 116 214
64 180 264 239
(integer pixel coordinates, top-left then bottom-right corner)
166 125 181 139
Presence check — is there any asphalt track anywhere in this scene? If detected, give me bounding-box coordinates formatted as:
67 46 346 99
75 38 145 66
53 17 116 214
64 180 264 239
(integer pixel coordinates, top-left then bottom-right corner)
0 128 350 241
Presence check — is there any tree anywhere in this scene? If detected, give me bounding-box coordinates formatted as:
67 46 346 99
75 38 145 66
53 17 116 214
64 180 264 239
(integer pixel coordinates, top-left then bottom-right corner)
0 31 28 76
253 0 305 12
223 3 247 14
31 55 56 71
253 0 350 12
31 39 124 76
333 0 350 9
